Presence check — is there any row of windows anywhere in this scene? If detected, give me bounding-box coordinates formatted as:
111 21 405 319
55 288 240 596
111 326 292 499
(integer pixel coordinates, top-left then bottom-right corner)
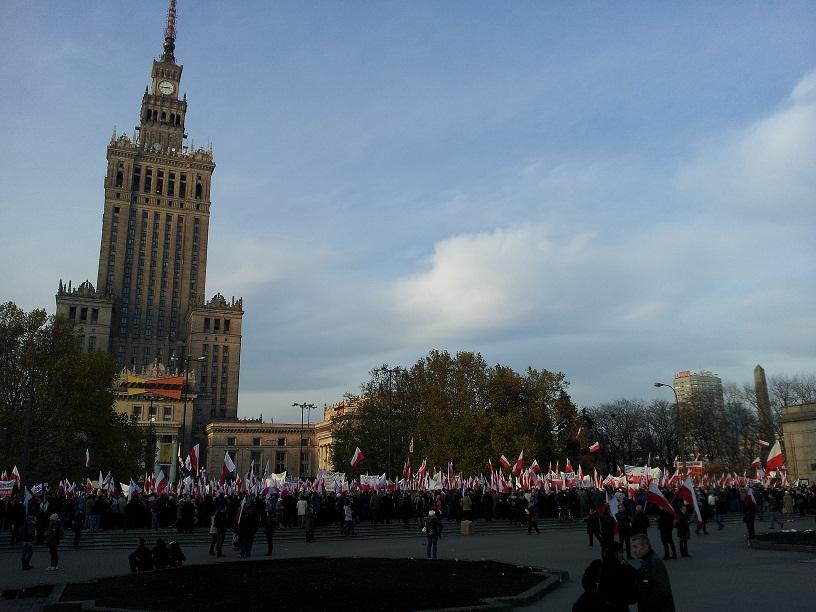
131 404 173 420
67 306 99 324
203 318 231 332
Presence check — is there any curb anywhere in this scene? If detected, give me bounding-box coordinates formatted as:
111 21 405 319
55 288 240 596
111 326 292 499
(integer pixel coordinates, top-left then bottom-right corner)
751 541 816 553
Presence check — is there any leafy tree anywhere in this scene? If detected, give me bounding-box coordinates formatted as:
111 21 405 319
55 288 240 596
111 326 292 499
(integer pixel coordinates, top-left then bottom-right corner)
0 302 146 488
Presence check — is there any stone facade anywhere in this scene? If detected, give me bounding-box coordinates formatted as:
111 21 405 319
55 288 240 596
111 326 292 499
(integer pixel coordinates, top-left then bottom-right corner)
205 402 355 479
53 3 243 466
781 403 816 482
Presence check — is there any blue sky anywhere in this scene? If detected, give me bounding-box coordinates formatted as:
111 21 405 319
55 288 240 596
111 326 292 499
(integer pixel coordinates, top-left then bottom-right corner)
1 2 814 422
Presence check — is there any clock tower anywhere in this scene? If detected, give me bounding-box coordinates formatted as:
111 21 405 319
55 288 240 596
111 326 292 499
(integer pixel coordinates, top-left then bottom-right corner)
58 1 244 449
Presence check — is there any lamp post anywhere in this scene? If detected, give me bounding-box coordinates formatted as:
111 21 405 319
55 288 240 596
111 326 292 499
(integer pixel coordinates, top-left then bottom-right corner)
172 353 205 476
654 382 685 473
374 366 402 480
293 402 315 479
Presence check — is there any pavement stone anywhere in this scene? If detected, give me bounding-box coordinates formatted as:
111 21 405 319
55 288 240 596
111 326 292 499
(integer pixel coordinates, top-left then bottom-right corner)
0 516 814 611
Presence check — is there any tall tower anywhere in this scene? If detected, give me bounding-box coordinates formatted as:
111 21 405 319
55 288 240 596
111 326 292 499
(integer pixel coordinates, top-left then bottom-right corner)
754 365 775 442
97 0 216 369
57 1 243 455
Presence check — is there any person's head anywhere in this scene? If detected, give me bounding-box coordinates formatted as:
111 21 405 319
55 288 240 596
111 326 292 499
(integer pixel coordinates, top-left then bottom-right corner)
635 504 643 513
428 510 436 518
604 540 624 562
631 534 652 559
137 537 145 546
49 513 59 522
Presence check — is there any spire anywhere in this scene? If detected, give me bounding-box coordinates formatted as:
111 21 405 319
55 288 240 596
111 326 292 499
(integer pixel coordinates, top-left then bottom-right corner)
162 0 177 62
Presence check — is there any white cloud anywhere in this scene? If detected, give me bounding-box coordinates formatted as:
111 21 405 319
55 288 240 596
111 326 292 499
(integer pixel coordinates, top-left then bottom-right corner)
676 71 816 213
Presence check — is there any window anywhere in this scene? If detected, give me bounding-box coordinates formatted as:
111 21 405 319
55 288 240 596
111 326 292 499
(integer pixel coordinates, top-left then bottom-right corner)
88 336 96 351
156 170 164 194
277 438 286 447
179 174 187 198
250 451 261 473
204 317 210 331
80 307 88 322
132 406 142 419
202 344 209 355
144 168 152 193
227 437 236 446
91 308 99 323
69 306 77 320
253 437 261 447
275 451 286 473
214 319 221 332
163 406 172 420
148 405 157 418
224 319 230 332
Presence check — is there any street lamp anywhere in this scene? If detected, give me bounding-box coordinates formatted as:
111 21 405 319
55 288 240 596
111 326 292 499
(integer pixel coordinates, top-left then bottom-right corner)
654 382 685 473
374 366 402 480
172 353 206 476
293 402 316 479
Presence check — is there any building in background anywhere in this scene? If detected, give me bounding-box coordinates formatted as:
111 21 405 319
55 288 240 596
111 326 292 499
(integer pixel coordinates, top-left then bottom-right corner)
754 364 776 443
673 370 724 413
205 402 355 479
781 402 816 482
55 2 243 468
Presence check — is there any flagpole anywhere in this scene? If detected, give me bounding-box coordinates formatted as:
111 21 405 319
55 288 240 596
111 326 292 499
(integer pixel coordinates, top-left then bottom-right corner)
654 382 685 474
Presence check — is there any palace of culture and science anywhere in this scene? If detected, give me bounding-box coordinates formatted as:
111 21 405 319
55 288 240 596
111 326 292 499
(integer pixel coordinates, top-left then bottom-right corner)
54 2 244 477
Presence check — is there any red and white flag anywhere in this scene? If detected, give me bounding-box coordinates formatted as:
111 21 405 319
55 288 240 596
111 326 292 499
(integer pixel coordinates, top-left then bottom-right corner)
417 458 427 480
487 458 494 473
189 444 200 475
589 441 601 453
85 449 91 468
155 469 168 494
646 480 676 517
499 454 511 470
575 427 583 440
11 465 21 483
512 451 524 476
530 459 541 474
564 458 574 473
765 441 785 471
750 456 761 468
676 475 703 526
403 457 411 479
758 439 771 448
220 451 236 485
350 447 365 468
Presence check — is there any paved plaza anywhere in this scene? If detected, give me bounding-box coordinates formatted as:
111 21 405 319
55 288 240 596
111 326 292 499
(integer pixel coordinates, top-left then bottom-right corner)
1 517 814 610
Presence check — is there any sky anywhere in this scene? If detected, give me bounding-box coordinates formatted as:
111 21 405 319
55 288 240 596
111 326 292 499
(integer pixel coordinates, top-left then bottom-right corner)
1 2 814 423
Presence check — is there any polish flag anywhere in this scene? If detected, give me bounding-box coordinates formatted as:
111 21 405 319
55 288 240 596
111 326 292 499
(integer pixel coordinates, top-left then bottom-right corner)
765 441 785 471
646 480 676 517
487 458 494 473
220 451 236 485
750 456 761 469
189 444 200 475
758 439 771 448
530 459 541 474
403 457 411 479
499 454 511 470
564 458 574 473
676 476 703 526
350 447 365 468
85 449 91 468
417 458 427 480
155 469 168 494
589 441 601 453
575 427 583 440
512 451 524 476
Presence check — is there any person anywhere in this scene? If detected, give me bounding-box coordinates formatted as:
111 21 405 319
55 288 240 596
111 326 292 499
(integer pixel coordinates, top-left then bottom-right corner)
297 496 308 528
72 502 85 549
631 505 650 536
208 513 218 556
152 538 169 569
631 533 676 612
128 538 154 573
585 511 601 547
304 503 316 543
743 493 757 540
599 506 616 554
264 501 277 555
45 513 64 571
767 493 784 529
168 540 185 567
21 515 36 571
526 502 540 534
573 542 639 612
676 506 691 558
238 503 258 558
616 506 633 560
656 509 677 561
342 501 355 536
423 509 442 559
707 489 724 530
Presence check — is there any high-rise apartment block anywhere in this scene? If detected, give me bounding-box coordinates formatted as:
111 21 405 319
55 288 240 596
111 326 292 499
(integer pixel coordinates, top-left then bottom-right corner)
673 370 724 412
55 2 243 458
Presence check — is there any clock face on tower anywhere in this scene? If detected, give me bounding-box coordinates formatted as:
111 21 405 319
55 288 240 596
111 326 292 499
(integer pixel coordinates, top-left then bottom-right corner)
158 80 175 95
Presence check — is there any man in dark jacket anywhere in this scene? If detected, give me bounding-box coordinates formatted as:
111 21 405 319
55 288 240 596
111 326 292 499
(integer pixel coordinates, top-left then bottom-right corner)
573 542 639 612
631 505 650 535
656 509 677 560
631 534 676 612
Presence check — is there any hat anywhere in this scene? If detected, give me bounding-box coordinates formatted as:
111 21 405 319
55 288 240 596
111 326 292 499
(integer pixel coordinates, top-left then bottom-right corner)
428 510 436 517
50 513 59 521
